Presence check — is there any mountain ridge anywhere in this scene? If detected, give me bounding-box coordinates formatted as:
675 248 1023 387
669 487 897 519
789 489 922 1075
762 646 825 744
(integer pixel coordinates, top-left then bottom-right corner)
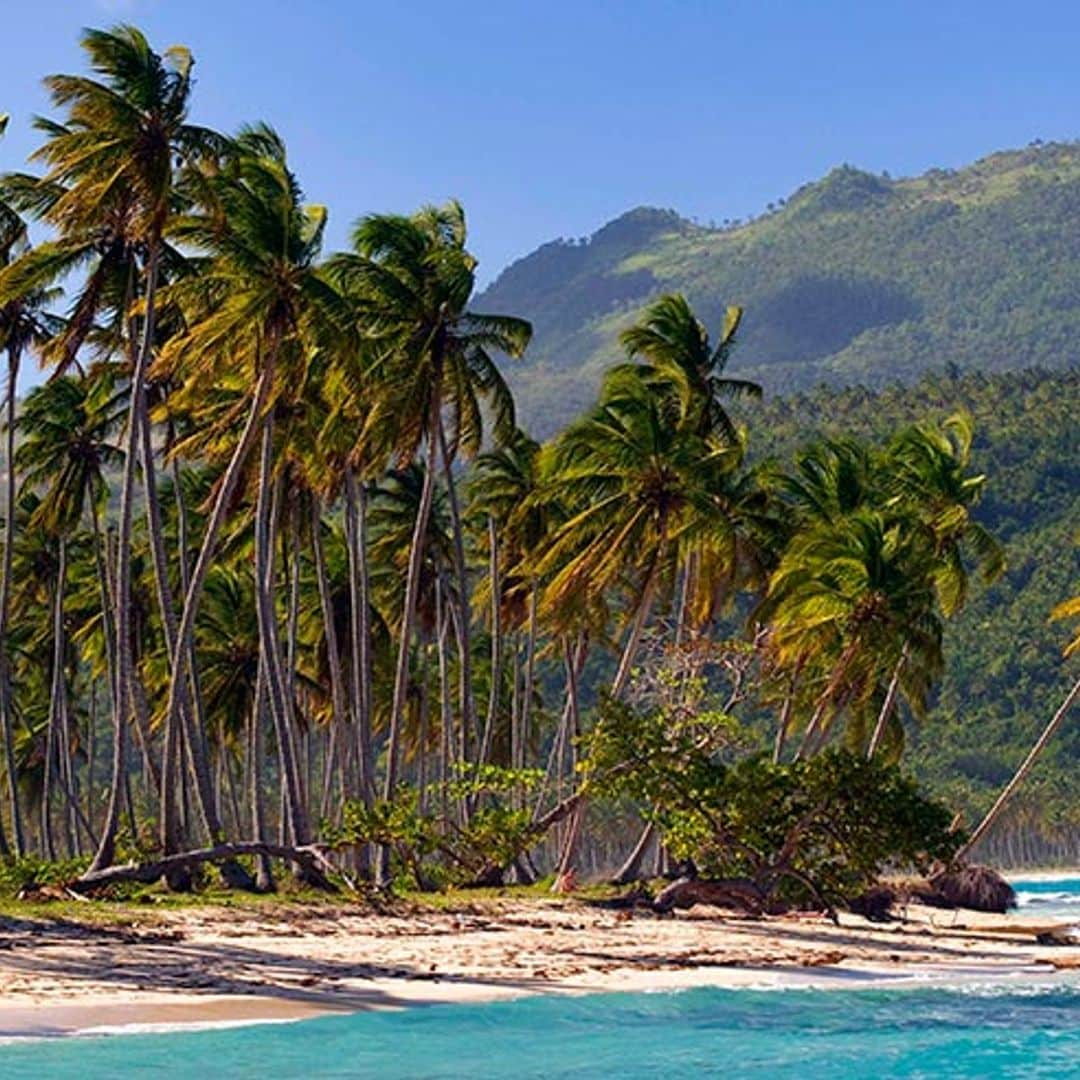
480 140 1080 436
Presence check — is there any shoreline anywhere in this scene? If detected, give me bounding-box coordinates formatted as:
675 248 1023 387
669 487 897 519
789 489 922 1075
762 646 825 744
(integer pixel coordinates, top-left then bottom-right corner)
3 896 1078 1041
2 963 1074 1043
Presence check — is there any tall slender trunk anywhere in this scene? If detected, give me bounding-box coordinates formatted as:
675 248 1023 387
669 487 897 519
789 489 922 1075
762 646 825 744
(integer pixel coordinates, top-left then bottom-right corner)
0 343 24 854
602 548 667 883
612 544 665 698
141 385 217 853
42 537 68 861
254 415 309 849
136 355 276 882
520 587 537 776
477 516 502 769
867 643 908 759
554 637 585 877
92 246 161 872
436 575 453 824
772 657 805 764
249 658 274 892
437 414 477 756
958 676 1080 860
795 638 862 761
386 423 439 799
310 495 348 795
344 467 374 804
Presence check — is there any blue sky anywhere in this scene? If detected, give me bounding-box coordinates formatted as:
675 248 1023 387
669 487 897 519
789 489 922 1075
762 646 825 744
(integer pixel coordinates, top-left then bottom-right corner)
3 0 1079 286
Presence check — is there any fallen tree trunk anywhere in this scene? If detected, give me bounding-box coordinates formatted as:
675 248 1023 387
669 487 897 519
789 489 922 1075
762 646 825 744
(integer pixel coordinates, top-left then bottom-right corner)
652 876 766 915
71 842 341 895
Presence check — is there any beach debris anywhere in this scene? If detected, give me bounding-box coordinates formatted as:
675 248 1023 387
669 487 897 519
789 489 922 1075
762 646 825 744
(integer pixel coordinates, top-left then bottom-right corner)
651 876 766 916
926 865 1016 914
1035 926 1080 947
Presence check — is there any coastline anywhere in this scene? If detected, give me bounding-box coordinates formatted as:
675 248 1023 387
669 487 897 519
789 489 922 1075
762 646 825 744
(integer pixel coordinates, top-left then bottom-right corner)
2 897 1077 1040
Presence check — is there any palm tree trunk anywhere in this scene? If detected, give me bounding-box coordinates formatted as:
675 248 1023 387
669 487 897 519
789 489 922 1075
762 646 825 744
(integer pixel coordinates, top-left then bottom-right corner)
344 466 374 804
92 246 161 873
554 637 585 877
772 658 805 764
437 414 477 756
140 355 277 881
958 676 1080 860
249 658 274 892
612 545 665 698
795 639 862 761
520 587 537 773
867 644 908 759
42 537 68 861
386 426 439 800
612 820 656 885
310 495 349 788
600 549 667 881
0 343 25 855
435 574 453 824
139 387 219 852
255 415 309 850
477 516 502 769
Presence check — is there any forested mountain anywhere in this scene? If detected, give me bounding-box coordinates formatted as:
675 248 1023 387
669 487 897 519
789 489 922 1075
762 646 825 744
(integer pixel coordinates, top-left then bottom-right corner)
480 142 1080 436
735 366 1079 863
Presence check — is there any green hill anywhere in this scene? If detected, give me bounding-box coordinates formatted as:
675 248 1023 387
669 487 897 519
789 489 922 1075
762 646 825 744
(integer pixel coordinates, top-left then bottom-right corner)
481 141 1080 436
736 366 1080 865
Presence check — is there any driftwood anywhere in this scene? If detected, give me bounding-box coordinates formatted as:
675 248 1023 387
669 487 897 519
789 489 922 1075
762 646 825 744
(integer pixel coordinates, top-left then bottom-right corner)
70 842 342 895
652 876 766 915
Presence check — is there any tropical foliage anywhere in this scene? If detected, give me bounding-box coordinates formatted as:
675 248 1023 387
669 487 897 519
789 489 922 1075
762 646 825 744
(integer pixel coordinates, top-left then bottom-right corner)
0 27 1074 896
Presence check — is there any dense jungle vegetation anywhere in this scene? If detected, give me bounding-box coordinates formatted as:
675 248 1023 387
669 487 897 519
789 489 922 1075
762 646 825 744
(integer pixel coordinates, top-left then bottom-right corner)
0 26 1075 905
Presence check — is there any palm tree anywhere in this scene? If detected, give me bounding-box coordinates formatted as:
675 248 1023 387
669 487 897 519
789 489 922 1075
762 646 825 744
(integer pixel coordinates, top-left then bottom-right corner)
0 120 62 854
155 125 340 858
958 577 1080 859
15 372 121 855
766 508 942 759
885 412 1004 617
467 430 546 778
617 293 760 442
16 25 226 871
325 201 531 816
539 371 733 697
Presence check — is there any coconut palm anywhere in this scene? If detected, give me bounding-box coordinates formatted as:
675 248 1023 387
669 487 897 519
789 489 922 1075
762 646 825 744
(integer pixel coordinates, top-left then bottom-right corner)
0 123 64 854
617 293 760 442
11 25 228 871
15 372 121 855
325 201 531 814
766 508 942 758
156 124 341 857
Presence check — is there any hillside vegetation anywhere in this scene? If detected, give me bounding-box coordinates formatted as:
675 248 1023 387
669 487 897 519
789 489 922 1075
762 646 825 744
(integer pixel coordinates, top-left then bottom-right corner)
736 366 1079 864
481 142 1080 436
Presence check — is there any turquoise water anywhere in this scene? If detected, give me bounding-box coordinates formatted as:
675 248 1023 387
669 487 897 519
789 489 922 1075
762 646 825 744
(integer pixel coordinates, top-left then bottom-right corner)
3 980 1079 1079
1011 875 1080 921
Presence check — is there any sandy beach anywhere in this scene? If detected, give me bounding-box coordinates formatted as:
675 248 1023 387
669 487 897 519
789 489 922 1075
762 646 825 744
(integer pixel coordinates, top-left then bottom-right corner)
1 896 1077 1038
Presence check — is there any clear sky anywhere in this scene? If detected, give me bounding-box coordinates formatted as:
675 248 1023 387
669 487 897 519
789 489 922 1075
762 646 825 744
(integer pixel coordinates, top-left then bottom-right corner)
2 0 1079 286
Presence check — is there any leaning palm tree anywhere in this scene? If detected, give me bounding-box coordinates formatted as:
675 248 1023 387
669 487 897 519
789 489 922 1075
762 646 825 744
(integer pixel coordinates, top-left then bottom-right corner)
958 576 1080 859
156 124 341 858
765 508 942 759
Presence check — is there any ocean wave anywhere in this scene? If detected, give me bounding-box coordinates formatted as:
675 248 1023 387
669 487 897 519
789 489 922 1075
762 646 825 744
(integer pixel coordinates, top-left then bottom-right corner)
1015 890 1080 907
